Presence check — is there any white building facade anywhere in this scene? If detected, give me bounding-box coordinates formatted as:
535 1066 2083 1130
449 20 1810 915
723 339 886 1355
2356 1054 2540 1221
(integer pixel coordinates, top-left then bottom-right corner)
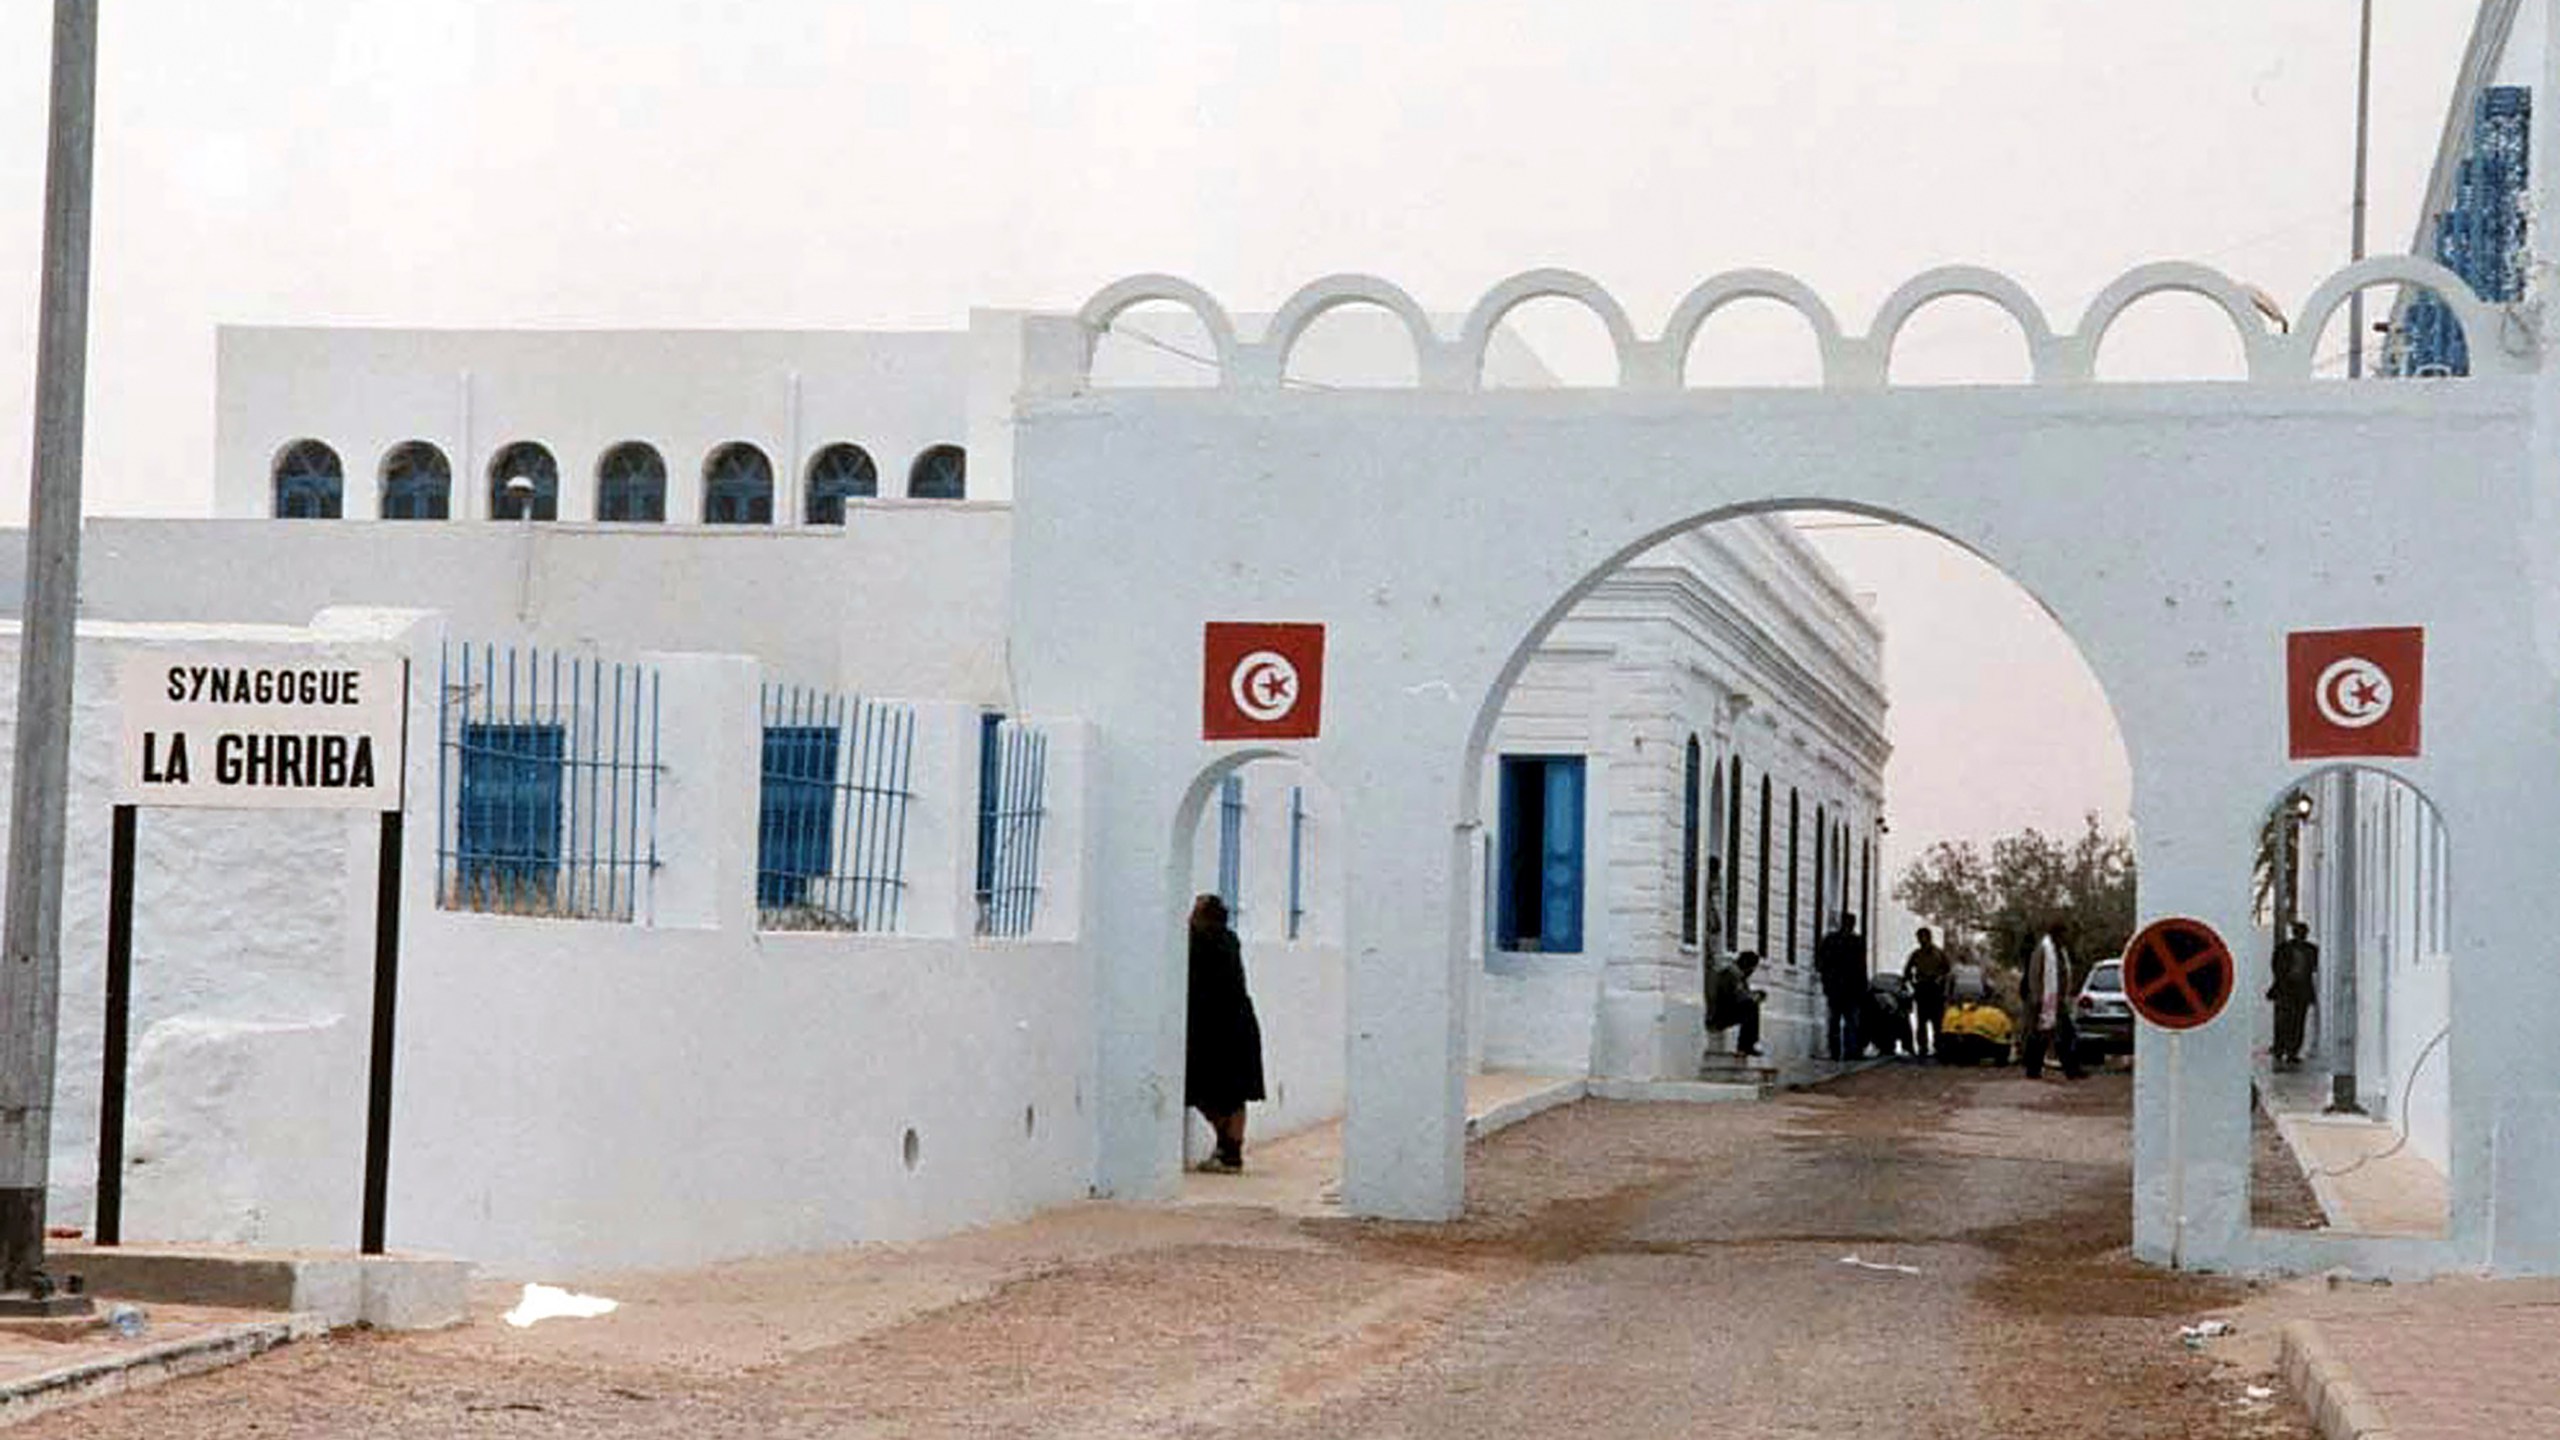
0 316 1883 1275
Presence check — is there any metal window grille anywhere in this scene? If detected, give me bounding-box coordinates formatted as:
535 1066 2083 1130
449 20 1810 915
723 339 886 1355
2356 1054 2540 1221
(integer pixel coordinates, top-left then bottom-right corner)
1216 773 1246 920
756 686 915 930
1287 784 1306 941
438 640 662 920
272 439 343 519
2397 85 2529 377
379 441 451 520
974 719 1050 937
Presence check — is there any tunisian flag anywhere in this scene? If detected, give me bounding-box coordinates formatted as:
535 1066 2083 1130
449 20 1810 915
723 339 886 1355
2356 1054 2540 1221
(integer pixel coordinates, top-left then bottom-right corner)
2286 627 2423 760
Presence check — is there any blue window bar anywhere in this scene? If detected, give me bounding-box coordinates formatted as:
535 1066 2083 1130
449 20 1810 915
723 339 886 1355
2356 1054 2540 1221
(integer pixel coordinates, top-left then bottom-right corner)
1287 784 1307 941
755 684 916 930
439 640 662 920
974 718 1051 937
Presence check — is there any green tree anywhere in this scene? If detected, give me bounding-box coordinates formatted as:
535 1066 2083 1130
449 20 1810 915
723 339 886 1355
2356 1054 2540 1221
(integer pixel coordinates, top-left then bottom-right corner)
1891 814 2135 982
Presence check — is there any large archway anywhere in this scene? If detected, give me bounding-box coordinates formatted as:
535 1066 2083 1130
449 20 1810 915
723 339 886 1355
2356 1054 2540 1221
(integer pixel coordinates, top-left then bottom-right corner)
1007 263 2556 1278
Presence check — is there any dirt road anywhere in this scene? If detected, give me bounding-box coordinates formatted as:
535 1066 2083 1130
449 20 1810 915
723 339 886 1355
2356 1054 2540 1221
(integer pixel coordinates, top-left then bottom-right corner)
19 1066 2310 1438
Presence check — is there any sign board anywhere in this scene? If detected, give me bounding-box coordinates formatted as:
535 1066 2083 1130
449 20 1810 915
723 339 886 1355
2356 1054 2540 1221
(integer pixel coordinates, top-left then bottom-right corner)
117 652 407 810
2121 916 2234 1031
2287 626 2423 759
1203 622 1325 741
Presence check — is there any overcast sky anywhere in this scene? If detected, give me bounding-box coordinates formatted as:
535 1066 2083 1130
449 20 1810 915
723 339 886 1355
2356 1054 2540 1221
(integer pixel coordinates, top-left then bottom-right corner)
0 0 2490 875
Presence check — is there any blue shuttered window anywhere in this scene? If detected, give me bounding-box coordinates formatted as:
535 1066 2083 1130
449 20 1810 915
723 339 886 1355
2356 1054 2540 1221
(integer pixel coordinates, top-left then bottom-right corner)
757 725 840 909
975 716 1050 936
1496 755 1584 953
457 723 565 906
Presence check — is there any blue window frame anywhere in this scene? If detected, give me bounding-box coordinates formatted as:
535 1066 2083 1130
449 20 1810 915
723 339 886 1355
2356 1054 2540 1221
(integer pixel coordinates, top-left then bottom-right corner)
757 724 839 908
1217 774 1245 918
597 441 668 523
908 443 967 500
457 723 564 904
379 441 450 520
805 442 878 525
1496 755 1584 953
487 441 559 521
1287 785 1307 941
272 439 344 519
704 441 774 524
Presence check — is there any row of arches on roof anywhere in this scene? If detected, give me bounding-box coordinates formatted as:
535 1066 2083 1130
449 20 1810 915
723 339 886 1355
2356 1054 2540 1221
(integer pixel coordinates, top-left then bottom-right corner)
271 438 967 522
1073 259 2514 389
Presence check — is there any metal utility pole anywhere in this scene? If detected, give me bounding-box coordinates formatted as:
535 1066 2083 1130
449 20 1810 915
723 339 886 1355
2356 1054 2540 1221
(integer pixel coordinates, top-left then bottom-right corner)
1 0 100 1311
2347 0 2375 378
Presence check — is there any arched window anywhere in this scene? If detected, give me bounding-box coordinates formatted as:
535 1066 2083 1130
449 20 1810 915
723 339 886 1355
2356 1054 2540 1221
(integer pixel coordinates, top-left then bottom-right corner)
487 441 559 521
804 443 878 525
596 441 667 523
908 443 966 500
272 439 343 519
378 441 450 521
1680 737 1703 945
1756 775 1773 955
1786 788 1802 964
704 441 774 524
1860 837 1875 966
1724 757 1743 950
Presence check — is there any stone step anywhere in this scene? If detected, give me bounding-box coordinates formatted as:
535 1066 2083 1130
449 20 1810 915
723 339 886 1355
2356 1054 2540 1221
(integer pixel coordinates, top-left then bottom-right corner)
1696 1061 1778 1087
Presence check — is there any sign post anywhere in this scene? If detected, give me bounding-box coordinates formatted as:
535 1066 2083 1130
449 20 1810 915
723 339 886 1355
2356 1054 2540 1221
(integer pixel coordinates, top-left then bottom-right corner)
101 652 408 1254
2123 916 2235 1271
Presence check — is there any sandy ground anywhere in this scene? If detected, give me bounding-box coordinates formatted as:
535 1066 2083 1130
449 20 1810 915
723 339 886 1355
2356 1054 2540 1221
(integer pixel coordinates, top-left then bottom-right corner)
11 1066 2314 1438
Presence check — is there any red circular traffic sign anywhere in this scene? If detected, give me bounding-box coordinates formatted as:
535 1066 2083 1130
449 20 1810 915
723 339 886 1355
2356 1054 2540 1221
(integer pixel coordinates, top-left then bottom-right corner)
2121 916 2234 1031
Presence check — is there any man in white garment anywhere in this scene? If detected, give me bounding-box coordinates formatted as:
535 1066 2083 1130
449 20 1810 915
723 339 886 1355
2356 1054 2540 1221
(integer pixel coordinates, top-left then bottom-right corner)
2019 922 2085 1080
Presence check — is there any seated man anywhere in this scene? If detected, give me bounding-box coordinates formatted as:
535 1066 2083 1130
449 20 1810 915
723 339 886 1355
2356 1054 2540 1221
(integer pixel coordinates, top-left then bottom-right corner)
1705 949 1766 1058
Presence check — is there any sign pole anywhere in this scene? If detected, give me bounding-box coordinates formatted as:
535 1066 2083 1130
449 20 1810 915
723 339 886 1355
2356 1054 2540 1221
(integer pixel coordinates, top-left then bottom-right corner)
361 810 403 1256
0 0 100 1313
94 806 135 1247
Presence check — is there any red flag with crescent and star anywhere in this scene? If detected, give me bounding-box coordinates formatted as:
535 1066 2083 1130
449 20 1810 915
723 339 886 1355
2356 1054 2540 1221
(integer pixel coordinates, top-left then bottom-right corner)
2286 626 2423 760
1203 622 1326 741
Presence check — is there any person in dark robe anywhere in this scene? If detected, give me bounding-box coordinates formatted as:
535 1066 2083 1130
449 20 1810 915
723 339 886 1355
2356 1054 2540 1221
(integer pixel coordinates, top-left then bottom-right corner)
1815 913 1868 1061
1185 894 1265 1173
2268 922 2320 1071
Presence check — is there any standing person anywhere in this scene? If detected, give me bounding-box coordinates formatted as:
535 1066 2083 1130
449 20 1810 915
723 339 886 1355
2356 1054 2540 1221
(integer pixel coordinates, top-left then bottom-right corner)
1904 927 1952 1061
2019 921 2085 1080
1185 894 1265 1173
1815 912 1866 1062
1705 949 1766 1059
2267 922 2320 1071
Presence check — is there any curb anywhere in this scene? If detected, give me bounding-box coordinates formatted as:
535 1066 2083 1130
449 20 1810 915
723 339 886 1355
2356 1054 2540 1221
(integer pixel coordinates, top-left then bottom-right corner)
1464 1079 1587 1141
0 1312 324 1430
2280 1319 2399 1440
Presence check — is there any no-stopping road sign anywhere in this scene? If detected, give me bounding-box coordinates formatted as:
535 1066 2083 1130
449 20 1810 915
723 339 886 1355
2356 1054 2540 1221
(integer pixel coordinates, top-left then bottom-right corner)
2122 916 2235 1031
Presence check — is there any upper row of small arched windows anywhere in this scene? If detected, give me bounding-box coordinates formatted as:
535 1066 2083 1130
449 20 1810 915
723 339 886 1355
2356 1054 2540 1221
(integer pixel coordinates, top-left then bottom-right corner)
270 439 966 522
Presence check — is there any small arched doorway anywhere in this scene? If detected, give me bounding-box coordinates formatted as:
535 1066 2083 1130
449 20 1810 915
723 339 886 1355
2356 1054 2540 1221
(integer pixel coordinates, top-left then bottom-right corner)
2249 765 2451 1239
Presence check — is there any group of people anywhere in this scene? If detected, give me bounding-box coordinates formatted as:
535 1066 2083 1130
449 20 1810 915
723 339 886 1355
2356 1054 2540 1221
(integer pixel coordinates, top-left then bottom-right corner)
1703 914 2099 1077
1701 912 1875 1063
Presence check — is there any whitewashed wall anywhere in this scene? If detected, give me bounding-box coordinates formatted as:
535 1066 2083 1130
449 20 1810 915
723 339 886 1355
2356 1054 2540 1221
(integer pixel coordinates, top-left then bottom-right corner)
2 611 1102 1277
74 514 1014 706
